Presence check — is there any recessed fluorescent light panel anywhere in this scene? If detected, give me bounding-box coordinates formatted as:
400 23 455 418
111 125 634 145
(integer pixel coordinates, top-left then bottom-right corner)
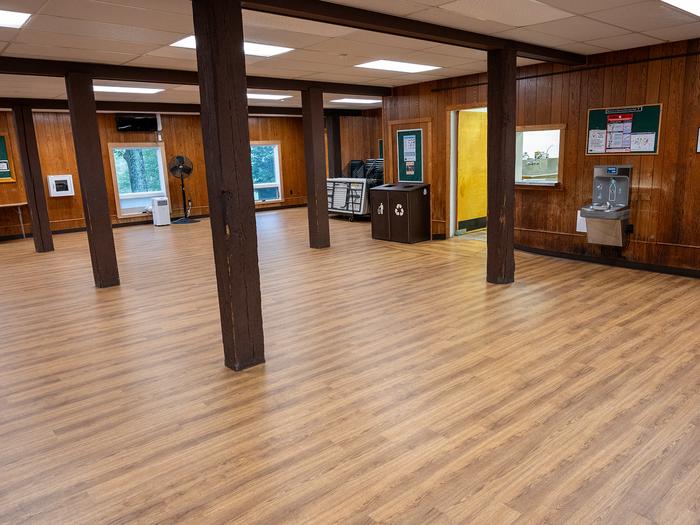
0 9 31 28
661 0 700 16
170 36 293 57
93 86 164 94
331 98 382 104
171 35 196 49
355 60 440 73
244 42 293 57
247 93 292 101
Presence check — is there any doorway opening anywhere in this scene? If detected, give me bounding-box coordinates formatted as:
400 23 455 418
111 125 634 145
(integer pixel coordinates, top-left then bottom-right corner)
449 107 487 239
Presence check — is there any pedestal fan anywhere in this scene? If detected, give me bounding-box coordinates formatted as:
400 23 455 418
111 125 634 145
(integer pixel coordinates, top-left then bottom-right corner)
168 155 198 224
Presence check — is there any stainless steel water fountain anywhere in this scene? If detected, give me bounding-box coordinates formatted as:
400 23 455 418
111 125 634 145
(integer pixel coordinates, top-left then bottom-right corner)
580 165 632 247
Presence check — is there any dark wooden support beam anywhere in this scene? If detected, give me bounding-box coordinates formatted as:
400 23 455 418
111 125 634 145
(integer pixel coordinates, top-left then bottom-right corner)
192 0 265 371
65 72 120 288
486 48 516 285
12 105 53 252
302 86 330 249
325 113 342 177
241 0 586 65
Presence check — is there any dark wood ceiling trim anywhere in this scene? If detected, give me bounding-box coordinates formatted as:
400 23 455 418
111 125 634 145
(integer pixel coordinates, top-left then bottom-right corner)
240 0 586 65
0 97 367 116
0 57 392 95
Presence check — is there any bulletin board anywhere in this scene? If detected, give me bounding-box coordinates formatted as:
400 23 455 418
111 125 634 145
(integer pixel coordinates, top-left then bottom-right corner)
396 128 423 182
0 135 15 183
586 104 661 155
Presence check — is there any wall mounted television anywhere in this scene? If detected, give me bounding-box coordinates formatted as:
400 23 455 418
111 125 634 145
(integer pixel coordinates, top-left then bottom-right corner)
115 114 158 133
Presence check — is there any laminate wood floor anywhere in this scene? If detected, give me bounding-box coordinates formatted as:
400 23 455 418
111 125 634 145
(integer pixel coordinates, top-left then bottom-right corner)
1 208 699 525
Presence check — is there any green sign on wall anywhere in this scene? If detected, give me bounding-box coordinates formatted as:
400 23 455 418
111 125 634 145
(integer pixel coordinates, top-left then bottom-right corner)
586 104 662 155
397 128 423 182
0 135 14 183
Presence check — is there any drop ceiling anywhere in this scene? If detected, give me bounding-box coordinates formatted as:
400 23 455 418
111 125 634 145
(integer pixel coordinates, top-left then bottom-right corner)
0 0 698 108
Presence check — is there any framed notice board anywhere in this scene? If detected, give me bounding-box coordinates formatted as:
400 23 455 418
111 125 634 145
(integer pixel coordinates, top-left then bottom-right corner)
397 128 423 182
586 104 662 155
0 134 15 183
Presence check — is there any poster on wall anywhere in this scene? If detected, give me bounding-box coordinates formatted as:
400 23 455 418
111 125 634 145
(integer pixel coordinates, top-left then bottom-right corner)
586 104 661 155
396 128 423 182
0 135 15 183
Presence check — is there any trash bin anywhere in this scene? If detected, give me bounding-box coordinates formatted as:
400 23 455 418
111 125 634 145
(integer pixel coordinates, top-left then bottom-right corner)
370 183 431 243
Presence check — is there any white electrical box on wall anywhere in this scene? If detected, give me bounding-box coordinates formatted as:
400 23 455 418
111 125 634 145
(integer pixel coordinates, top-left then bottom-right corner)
48 175 75 197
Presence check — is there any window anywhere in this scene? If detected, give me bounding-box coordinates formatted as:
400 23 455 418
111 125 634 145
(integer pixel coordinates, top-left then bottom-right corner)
109 143 168 217
515 126 563 185
250 142 282 202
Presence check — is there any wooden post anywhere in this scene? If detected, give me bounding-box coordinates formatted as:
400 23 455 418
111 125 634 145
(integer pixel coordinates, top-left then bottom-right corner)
12 105 53 253
302 86 330 248
65 72 120 288
325 113 342 177
486 47 516 284
192 0 265 371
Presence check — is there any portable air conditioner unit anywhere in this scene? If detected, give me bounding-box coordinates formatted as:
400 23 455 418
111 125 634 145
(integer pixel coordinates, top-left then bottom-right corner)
151 197 171 226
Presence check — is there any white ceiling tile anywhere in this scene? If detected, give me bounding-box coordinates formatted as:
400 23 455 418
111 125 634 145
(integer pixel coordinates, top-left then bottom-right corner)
243 27 329 48
145 45 196 60
495 27 573 47
280 49 373 67
587 1 698 32
406 7 514 34
400 50 480 68
555 41 610 54
322 0 428 16
99 0 193 15
421 44 486 61
242 11 356 37
586 32 664 50
536 0 641 15
4 42 138 64
645 21 700 41
341 30 437 51
526 16 630 41
40 0 194 33
15 30 161 55
24 15 185 45
304 37 414 61
124 55 197 70
517 57 545 67
438 0 573 27
0 28 19 41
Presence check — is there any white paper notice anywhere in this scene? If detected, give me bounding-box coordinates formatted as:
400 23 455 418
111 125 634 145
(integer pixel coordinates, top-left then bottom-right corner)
588 130 606 153
630 132 656 152
403 135 417 162
576 210 587 233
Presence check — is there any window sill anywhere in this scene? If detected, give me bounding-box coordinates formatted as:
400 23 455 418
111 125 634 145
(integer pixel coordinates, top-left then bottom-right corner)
516 182 561 191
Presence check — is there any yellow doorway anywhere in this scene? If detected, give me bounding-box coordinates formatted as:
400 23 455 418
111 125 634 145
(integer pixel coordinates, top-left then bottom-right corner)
456 108 487 235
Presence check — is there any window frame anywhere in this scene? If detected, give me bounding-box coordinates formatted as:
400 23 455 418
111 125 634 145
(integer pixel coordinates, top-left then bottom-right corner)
515 124 565 190
250 140 284 204
108 142 170 219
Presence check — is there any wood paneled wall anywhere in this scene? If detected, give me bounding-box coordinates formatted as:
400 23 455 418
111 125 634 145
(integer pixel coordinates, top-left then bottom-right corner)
339 109 382 176
0 111 30 237
0 112 310 237
382 40 700 271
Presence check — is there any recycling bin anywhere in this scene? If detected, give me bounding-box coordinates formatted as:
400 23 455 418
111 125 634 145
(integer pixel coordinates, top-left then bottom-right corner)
370 183 431 243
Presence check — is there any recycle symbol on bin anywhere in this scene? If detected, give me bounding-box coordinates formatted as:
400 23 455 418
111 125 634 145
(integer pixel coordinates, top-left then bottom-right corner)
394 203 405 216
377 202 384 215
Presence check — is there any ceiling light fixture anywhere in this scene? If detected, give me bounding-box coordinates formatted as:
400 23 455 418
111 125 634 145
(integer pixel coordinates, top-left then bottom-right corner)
244 42 293 57
661 0 700 16
0 9 31 28
355 60 440 73
247 93 293 101
93 86 164 94
331 98 382 104
170 36 293 57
